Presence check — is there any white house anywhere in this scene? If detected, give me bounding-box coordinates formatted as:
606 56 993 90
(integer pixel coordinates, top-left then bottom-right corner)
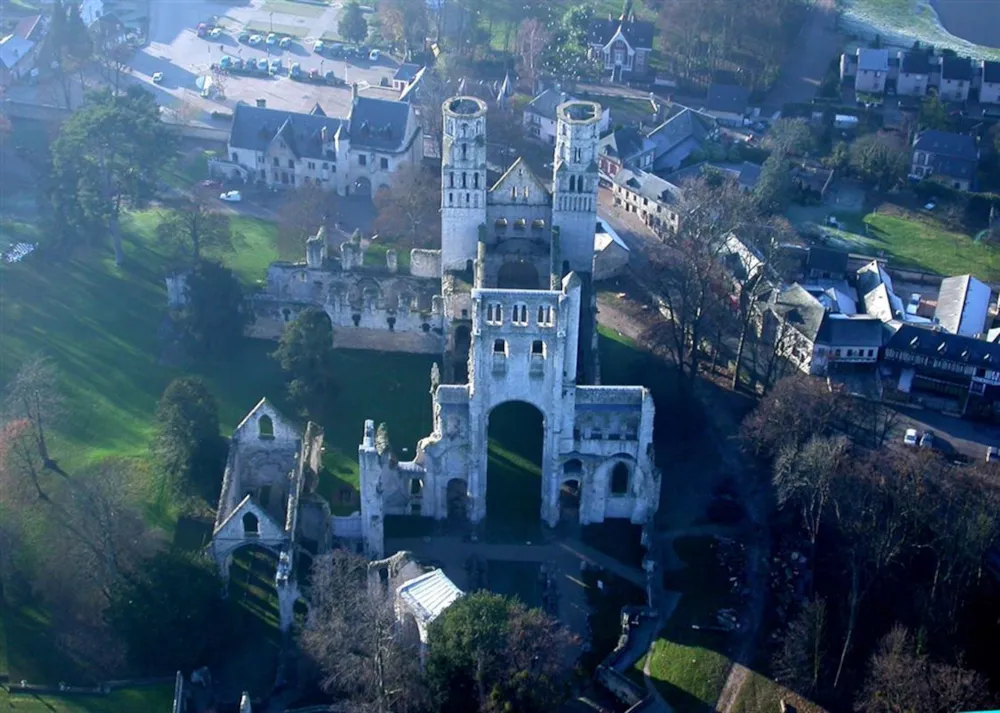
523 88 610 145
981 60 1000 105
939 55 973 102
935 274 991 337
855 48 889 93
586 4 654 81
896 49 933 97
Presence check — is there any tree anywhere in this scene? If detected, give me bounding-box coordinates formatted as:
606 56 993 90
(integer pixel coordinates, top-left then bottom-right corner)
300 550 426 712
515 18 550 89
824 140 850 171
641 177 758 391
176 260 253 358
276 184 338 261
740 375 850 458
768 118 814 156
0 419 47 501
153 377 226 498
339 1 369 45
377 0 429 58
107 551 238 673
859 625 989 713
156 199 233 261
3 354 65 474
425 591 576 713
543 4 598 80
753 152 793 214
373 163 442 249
849 132 907 191
772 598 827 695
918 94 953 131
50 88 177 263
417 70 452 157
272 309 338 420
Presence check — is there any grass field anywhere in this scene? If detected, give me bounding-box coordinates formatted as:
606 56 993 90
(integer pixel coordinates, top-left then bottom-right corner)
260 0 326 18
730 669 828 713
0 685 176 713
815 210 1000 282
485 401 544 540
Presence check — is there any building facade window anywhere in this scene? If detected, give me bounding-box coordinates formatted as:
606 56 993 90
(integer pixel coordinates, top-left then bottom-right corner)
380 157 389 169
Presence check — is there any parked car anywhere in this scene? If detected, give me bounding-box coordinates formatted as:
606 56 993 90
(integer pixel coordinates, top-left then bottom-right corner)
151 71 163 83
327 43 344 57
903 428 918 446
265 32 277 45
309 68 320 80
269 58 282 73
290 62 302 78
256 58 268 72
200 179 222 188
323 69 336 83
209 27 222 38
312 40 324 53
232 57 244 70
238 30 250 43
988 446 999 463
248 34 263 45
919 430 935 449
220 190 242 202
219 55 233 69
368 48 380 61
279 36 292 48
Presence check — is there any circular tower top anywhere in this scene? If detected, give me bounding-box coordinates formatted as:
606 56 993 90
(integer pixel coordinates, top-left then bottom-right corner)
557 100 602 125
443 96 488 119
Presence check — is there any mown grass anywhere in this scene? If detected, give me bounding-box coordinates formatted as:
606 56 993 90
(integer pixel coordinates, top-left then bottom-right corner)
731 669 828 713
642 638 732 713
0 684 176 713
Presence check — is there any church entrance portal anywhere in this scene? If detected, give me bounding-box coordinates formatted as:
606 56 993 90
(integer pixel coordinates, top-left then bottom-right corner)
497 260 541 290
486 401 543 538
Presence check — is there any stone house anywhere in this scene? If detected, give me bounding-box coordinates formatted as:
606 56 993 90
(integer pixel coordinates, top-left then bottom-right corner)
939 55 973 102
392 63 424 93
702 84 751 127
610 167 682 234
225 89 421 195
910 129 979 191
646 108 717 173
896 49 934 97
593 221 630 280
587 2 654 81
981 60 1000 105
854 48 890 94
523 87 610 145
598 126 656 178
0 15 43 86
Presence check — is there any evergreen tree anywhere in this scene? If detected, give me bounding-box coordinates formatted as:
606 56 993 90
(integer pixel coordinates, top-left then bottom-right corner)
272 308 338 420
338 1 369 45
176 260 254 358
153 377 225 497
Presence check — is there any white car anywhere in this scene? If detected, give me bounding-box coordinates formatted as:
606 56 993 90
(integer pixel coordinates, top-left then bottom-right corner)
248 34 263 45
903 428 918 446
209 27 222 38
368 48 380 61
219 190 242 203
151 72 163 83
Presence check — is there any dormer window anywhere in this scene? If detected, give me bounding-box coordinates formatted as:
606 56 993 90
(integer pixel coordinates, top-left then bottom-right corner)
495 217 508 229
513 218 526 231
531 219 545 231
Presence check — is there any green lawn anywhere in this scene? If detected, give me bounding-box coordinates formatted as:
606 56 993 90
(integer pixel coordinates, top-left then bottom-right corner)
485 401 544 541
817 211 1000 282
642 638 732 713
1 685 176 713
260 0 326 18
730 669 828 713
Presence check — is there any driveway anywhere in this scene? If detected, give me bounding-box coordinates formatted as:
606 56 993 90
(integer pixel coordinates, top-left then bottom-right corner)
764 0 842 113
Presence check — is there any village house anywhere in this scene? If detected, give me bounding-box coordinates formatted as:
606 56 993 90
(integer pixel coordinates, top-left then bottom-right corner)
896 49 934 97
598 126 656 178
0 15 44 86
910 129 979 191
610 167 682 234
586 1 654 81
702 84 750 127
224 90 421 195
939 55 973 102
934 274 991 337
391 63 424 94
523 88 610 145
981 60 1000 105
646 108 717 173
853 48 890 94
662 161 761 193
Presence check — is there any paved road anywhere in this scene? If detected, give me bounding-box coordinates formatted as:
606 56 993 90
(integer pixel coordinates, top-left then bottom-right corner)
891 404 999 461
763 0 841 114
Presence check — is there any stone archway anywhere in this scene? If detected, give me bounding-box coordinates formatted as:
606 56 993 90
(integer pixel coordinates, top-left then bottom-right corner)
354 176 373 195
486 401 544 537
446 478 469 522
497 260 541 289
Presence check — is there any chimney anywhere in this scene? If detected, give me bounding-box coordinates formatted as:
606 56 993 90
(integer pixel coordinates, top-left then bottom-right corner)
256 98 266 108
351 82 358 103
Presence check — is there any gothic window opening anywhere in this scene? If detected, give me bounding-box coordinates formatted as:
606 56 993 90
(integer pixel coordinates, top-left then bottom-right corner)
493 338 507 354
449 192 454 205
258 415 274 439
569 175 576 192
242 512 260 535
610 462 630 495
510 186 517 200
449 173 454 188
410 479 423 495
460 124 466 137
522 187 529 200
531 340 545 356
474 173 479 188
487 303 503 324
462 172 467 188
461 143 467 159
466 193 470 204
513 304 528 325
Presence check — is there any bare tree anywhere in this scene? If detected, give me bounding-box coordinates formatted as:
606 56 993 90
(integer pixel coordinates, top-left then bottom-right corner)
4 354 65 474
156 197 234 260
49 458 152 603
301 550 426 713
417 70 452 158
373 163 442 249
0 418 49 500
773 435 850 567
860 625 989 713
641 178 756 391
772 597 827 695
515 18 550 90
276 184 339 260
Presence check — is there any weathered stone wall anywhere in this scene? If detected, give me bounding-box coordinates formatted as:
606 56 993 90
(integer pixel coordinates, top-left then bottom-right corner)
410 249 442 278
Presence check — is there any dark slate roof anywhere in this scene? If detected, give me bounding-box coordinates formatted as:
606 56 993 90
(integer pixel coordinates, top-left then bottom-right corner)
773 284 826 343
647 108 716 155
983 60 1000 84
525 88 572 121
807 246 849 275
588 18 654 49
816 315 885 347
229 103 343 160
913 130 978 160
14 14 43 41
393 63 423 83
884 323 1000 366
600 126 645 161
348 96 412 152
614 168 683 205
705 84 750 115
900 50 933 75
736 161 762 189
941 55 973 81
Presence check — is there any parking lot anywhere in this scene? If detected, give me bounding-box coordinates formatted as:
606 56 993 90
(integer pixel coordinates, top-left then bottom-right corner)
134 0 399 119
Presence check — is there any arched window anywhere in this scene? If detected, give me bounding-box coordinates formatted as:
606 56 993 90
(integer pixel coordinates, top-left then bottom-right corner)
258 415 274 439
610 462 630 495
474 173 479 188
461 143 467 160
493 338 507 354
448 192 454 205
449 172 454 188
460 123 467 137
569 175 576 192
462 172 467 188
564 459 583 475
531 340 545 356
513 304 528 325
511 186 517 200
578 176 585 193
242 512 260 535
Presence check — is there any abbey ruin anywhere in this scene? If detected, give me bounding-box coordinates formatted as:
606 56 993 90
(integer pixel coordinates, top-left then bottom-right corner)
208 96 661 610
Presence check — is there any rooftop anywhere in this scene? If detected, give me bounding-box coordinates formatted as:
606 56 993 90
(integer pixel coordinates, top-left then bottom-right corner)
613 167 683 206
857 48 890 72
397 569 463 627
941 54 973 81
772 283 827 343
885 323 1000 365
393 63 423 83
816 314 885 347
525 87 573 121
984 60 1000 84
588 16 654 49
229 104 344 161
705 84 750 115
899 49 934 75
349 95 414 151
934 274 990 337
